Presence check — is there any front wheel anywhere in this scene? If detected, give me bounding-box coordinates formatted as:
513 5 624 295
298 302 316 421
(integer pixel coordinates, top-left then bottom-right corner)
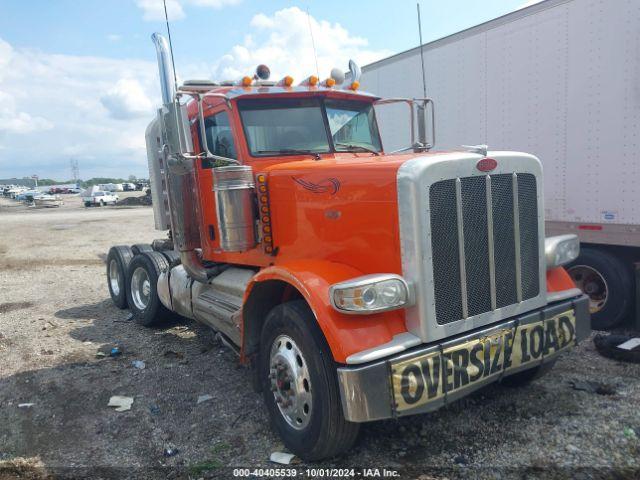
259 301 359 461
500 360 556 387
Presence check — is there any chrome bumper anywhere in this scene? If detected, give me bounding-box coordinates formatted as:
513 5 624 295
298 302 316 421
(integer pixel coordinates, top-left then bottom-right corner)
337 294 590 423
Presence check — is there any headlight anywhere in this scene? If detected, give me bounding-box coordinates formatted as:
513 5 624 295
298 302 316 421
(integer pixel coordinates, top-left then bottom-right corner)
329 274 412 314
545 234 580 269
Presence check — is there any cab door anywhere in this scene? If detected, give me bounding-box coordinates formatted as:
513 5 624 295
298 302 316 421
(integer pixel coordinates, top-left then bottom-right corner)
194 107 241 258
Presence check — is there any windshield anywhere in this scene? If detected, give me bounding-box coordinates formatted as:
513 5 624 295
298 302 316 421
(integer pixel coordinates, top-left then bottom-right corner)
325 99 382 153
238 97 382 156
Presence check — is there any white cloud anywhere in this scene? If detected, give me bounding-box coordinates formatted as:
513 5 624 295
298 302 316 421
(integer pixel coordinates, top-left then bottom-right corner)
101 78 154 119
209 7 391 82
0 36 159 178
0 8 388 179
136 0 241 22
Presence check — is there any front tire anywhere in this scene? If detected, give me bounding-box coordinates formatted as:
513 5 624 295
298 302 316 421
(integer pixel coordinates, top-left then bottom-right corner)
259 301 359 461
126 252 173 327
106 245 133 309
567 247 633 329
500 360 556 387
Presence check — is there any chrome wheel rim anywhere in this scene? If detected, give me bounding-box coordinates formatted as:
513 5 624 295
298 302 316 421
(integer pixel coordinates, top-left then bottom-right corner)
568 265 608 313
130 266 151 311
109 259 121 296
269 335 313 430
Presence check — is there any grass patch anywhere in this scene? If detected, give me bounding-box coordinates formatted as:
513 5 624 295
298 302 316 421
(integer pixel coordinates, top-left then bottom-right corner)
188 442 231 475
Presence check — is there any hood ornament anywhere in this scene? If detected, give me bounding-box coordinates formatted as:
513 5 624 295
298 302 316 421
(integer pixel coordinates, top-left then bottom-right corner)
461 144 488 156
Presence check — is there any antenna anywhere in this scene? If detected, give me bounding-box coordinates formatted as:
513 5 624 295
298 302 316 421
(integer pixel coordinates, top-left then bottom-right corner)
306 7 320 79
417 2 427 99
163 0 179 94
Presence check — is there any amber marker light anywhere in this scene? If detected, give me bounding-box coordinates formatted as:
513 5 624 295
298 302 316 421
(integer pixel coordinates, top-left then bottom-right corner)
241 76 252 87
325 78 336 87
349 81 360 90
279 75 294 87
256 172 275 255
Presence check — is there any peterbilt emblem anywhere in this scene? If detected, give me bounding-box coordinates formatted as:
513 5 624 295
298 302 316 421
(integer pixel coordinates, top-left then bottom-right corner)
292 176 341 195
476 158 497 172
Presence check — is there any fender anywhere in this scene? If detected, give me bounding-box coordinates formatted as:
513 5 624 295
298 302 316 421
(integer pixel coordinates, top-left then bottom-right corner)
243 259 407 364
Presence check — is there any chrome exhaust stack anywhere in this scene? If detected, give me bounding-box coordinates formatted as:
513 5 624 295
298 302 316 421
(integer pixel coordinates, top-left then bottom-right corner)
151 32 216 283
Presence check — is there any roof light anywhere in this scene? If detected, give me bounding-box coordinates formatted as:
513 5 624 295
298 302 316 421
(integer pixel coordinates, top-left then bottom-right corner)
349 81 360 90
300 75 319 87
255 64 270 80
278 75 294 87
330 68 345 85
323 78 336 88
240 76 252 87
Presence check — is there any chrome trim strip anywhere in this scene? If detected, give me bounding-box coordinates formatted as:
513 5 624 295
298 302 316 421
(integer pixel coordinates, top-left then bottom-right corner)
512 173 523 303
547 287 582 303
486 175 497 310
455 178 469 319
345 332 422 364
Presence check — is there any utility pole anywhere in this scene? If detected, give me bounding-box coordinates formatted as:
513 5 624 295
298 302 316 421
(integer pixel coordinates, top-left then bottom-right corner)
70 159 80 185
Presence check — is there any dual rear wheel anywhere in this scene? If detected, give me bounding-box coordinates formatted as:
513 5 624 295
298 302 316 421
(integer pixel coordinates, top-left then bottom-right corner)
106 246 175 326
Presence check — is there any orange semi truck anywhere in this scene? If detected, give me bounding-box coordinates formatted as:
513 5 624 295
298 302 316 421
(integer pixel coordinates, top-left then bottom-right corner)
105 33 590 460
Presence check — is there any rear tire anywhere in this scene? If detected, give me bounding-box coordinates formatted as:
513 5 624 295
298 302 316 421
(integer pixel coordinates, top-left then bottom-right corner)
500 360 556 387
259 300 359 461
161 250 181 268
131 243 154 255
567 247 633 329
106 246 133 309
126 252 173 327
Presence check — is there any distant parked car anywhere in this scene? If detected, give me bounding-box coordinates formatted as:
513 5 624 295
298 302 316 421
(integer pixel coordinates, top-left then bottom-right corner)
82 190 118 207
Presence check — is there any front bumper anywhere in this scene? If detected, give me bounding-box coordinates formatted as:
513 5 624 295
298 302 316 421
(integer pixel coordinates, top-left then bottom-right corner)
337 294 590 422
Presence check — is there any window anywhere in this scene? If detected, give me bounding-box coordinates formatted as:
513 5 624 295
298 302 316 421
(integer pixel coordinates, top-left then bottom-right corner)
325 99 382 153
202 111 237 167
238 98 331 156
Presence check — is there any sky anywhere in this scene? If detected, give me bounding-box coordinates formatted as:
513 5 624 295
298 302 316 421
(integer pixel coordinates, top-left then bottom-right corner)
0 0 536 180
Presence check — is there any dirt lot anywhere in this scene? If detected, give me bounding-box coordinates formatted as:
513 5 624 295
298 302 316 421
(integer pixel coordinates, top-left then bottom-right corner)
0 193 639 479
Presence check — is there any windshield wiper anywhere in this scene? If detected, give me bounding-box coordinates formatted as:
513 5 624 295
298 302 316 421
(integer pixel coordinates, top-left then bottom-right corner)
256 149 320 156
335 143 380 156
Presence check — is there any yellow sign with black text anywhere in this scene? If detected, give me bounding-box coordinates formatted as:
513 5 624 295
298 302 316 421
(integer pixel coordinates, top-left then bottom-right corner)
391 310 576 412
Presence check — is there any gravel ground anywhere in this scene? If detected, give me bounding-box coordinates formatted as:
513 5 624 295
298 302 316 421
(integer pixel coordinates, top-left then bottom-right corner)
0 194 639 480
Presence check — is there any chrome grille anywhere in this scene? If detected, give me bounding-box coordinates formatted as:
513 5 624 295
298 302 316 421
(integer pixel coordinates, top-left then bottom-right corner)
429 173 540 325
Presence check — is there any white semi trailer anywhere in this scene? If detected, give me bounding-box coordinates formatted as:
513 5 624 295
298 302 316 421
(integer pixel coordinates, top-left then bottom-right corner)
362 0 640 330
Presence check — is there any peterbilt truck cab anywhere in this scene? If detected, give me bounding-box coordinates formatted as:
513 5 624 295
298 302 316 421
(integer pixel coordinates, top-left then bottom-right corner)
105 33 590 460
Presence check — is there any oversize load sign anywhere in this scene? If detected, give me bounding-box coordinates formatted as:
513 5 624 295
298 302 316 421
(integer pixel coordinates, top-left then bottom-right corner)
392 310 576 412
